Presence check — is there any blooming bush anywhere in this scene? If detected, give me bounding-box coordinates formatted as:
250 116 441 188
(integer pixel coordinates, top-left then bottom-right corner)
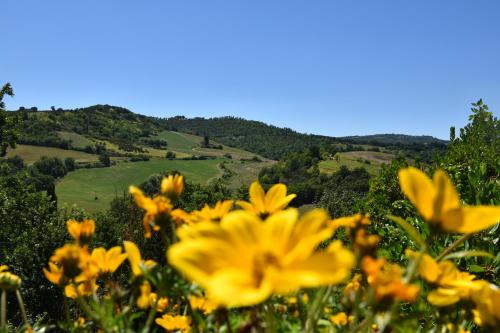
0 169 499 333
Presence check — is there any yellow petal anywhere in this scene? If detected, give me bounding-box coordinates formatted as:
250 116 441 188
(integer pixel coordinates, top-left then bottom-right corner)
129 186 157 213
249 181 266 213
432 170 460 218
428 288 460 306
442 206 500 233
276 244 354 292
265 184 296 213
207 268 274 307
123 241 142 276
263 209 298 254
398 167 436 221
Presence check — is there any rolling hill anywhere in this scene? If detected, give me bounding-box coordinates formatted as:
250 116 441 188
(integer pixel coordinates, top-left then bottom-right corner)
3 104 449 213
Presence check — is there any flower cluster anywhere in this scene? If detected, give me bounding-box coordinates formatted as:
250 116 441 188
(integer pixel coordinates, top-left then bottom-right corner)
1 167 497 332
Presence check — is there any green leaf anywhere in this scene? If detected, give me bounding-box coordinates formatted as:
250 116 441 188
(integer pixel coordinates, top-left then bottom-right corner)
469 264 485 273
442 250 494 261
387 215 426 248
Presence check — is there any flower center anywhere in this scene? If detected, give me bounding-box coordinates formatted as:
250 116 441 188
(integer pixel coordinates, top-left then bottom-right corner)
253 252 281 287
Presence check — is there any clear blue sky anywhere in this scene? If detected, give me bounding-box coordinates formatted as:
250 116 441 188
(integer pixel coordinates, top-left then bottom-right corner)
3 1 499 139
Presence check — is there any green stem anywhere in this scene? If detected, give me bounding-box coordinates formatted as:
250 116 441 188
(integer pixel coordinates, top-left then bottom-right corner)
76 296 104 329
141 301 158 333
185 297 200 333
435 233 472 262
63 296 71 323
1 290 6 329
15 290 29 327
305 286 332 333
220 308 232 333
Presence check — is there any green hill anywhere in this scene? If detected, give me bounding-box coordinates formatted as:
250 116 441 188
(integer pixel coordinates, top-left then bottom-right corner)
56 158 223 213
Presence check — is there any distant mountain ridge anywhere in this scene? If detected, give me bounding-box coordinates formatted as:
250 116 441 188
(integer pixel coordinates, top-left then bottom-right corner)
342 134 448 146
10 104 447 160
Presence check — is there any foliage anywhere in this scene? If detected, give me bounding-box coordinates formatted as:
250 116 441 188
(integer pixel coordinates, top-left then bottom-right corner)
0 83 20 157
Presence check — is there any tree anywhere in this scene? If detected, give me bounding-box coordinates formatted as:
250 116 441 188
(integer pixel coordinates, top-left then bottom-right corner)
99 153 111 167
64 157 76 172
166 151 176 160
0 82 20 156
51 106 56 111
33 156 67 178
203 135 209 147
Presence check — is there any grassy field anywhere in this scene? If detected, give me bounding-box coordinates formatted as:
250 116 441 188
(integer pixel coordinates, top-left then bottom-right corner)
153 131 263 160
56 158 223 213
319 151 395 175
57 131 94 148
225 160 277 189
6 144 98 164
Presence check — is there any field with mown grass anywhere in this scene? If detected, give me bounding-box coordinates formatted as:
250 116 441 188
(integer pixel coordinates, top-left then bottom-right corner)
56 158 223 212
152 131 264 160
6 144 99 164
319 151 395 175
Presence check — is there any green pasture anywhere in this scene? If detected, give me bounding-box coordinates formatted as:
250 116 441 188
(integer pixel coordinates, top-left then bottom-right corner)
56 158 223 213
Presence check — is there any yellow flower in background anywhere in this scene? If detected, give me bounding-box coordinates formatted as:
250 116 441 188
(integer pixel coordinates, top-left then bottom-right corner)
330 213 370 232
171 208 191 226
129 186 173 238
137 281 154 309
161 174 184 200
190 295 218 315
64 279 98 299
123 241 156 277
189 200 234 223
0 265 21 290
155 314 191 333
168 208 354 307
398 167 500 233
67 219 95 246
155 296 169 313
362 256 419 303
236 181 296 218
330 312 348 326
47 244 86 280
344 274 362 300
406 250 477 306
471 282 500 328
91 246 127 276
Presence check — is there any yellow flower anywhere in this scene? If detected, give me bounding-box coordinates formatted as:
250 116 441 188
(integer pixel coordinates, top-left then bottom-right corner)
74 317 85 327
361 256 419 303
470 282 500 328
190 295 218 315
330 213 371 232
155 314 191 333
156 296 169 313
67 219 95 246
168 208 354 307
344 274 362 300
354 229 380 253
161 174 184 200
406 250 477 306
64 279 98 299
189 200 234 223
123 241 157 277
236 181 296 218
46 244 86 281
91 246 127 276
330 312 348 326
137 281 154 309
129 186 173 238
171 208 191 226
0 266 21 290
398 167 500 233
